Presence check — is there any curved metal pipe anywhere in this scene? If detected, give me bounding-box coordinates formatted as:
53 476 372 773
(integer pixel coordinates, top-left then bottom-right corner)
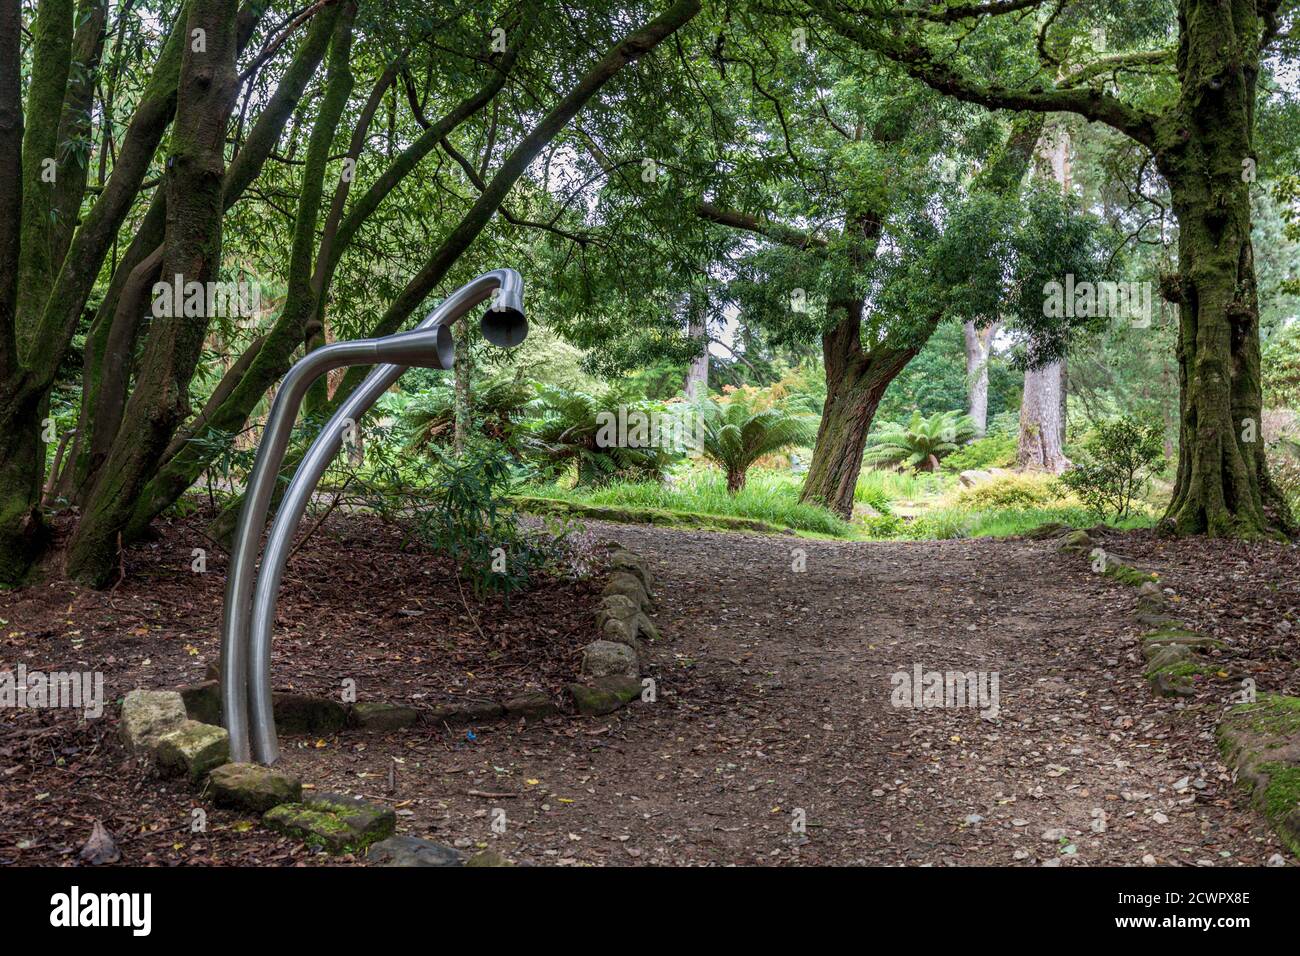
228 268 525 764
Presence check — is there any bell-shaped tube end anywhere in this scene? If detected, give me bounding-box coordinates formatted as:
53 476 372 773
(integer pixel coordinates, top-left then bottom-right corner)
375 324 456 369
481 272 528 347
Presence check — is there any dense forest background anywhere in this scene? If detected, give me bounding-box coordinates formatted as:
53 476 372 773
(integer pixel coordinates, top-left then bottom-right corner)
1 0 1298 590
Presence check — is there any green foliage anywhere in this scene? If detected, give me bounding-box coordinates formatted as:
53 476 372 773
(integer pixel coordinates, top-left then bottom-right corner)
1059 415 1166 520
859 504 1158 541
955 473 1072 509
522 388 678 486
414 444 568 599
398 374 534 450
1263 322 1300 409
864 410 977 472
876 321 1021 424
941 431 1019 473
697 397 819 493
853 467 947 509
1268 443 1300 518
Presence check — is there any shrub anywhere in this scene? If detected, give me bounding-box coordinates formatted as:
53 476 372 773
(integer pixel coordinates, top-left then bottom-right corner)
941 431 1018 473
414 445 569 598
400 374 533 450
955 473 1071 509
859 512 907 538
1267 441 1300 519
864 410 977 472
1058 415 1165 520
522 388 678 486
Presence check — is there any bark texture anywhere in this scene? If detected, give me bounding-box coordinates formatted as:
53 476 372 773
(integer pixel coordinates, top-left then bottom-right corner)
66 0 242 584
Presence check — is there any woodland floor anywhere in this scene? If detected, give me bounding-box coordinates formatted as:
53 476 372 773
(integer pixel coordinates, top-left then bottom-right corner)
1 512 1297 866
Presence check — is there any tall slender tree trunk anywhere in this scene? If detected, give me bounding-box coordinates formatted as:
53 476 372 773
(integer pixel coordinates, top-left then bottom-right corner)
1017 118 1072 473
0 0 42 582
684 293 708 400
964 319 997 436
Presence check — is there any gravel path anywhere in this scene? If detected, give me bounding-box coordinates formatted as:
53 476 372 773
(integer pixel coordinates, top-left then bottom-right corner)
285 522 1288 866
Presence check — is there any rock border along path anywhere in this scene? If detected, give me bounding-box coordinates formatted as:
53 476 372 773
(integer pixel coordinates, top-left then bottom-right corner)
1054 525 1300 859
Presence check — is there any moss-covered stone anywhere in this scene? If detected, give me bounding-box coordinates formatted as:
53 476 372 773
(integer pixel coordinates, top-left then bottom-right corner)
568 676 642 716
1056 529 1093 553
1217 694 1300 857
1255 763 1300 855
465 848 514 867
1143 643 1193 676
602 571 654 612
1023 521 1070 540
153 720 230 785
272 692 348 734
366 835 463 867
350 701 419 731
502 691 557 719
207 762 301 812
427 699 505 724
582 639 638 679
1225 694 1300 738
608 550 654 589
264 791 396 854
1102 561 1157 586
1141 626 1223 650
1150 671 1196 698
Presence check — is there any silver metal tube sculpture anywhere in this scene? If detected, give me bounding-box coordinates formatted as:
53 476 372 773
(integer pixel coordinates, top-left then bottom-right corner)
220 268 527 764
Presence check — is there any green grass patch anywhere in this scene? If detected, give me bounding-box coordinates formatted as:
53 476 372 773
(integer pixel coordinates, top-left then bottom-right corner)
853 468 949 510
524 468 855 537
857 505 1157 541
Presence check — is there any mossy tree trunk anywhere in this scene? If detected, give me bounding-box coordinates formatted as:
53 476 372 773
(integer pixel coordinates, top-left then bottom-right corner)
1153 0 1292 536
66 0 242 584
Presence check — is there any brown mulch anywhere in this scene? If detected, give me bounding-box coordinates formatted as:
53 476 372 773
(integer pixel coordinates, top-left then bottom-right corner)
1 515 1297 866
0 510 601 865
1092 528 1300 698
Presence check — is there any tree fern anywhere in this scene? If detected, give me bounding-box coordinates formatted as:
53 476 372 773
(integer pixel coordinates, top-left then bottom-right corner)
864 411 977 472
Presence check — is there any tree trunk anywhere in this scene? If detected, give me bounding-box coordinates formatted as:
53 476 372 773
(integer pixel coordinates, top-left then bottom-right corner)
0 0 42 582
1016 359 1070 473
726 467 745 494
1017 118 1071 473
799 309 930 518
963 319 997 435
66 0 241 585
1152 0 1292 537
69 2 327 503
684 293 708 399
15 0 74 358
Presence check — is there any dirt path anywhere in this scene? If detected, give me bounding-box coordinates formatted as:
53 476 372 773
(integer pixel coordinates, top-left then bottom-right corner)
283 523 1288 866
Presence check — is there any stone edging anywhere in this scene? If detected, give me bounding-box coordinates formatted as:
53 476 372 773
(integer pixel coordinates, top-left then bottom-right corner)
114 542 662 863
1051 525 1299 860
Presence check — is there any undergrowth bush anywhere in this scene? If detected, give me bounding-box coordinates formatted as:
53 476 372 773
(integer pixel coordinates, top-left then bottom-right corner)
1059 415 1165 520
412 444 572 598
941 431 1018 473
954 473 1072 509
